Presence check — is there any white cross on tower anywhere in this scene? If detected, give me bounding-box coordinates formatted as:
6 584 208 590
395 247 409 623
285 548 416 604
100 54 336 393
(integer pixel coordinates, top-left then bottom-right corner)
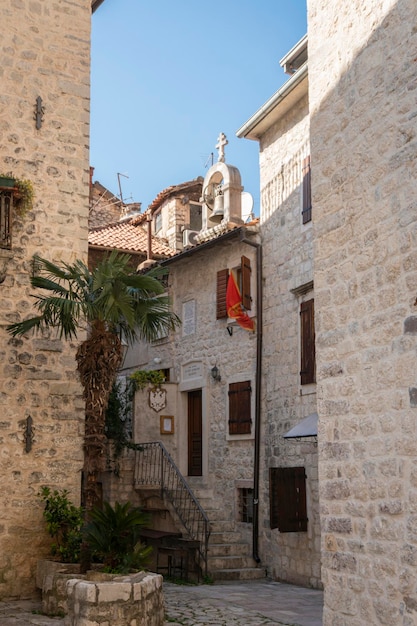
216 132 228 163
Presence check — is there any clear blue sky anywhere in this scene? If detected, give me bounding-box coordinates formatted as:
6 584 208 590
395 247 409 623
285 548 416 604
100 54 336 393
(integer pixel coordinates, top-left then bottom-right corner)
90 0 307 216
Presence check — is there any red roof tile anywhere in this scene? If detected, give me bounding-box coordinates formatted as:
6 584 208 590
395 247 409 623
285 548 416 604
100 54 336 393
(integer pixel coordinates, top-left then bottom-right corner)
88 220 175 258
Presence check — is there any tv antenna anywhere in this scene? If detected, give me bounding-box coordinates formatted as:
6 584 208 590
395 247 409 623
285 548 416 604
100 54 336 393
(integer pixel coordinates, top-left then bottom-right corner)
117 172 129 204
203 153 214 169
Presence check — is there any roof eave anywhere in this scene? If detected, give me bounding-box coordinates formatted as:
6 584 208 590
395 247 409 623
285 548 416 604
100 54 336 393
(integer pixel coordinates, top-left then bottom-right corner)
160 226 259 267
92 0 105 13
236 62 308 142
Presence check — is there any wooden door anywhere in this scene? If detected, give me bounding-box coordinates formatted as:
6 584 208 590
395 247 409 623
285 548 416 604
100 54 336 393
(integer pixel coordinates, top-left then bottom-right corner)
188 390 202 476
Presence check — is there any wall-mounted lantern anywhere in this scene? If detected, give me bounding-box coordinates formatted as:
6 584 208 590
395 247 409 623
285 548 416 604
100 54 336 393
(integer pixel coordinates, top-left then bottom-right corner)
210 365 221 382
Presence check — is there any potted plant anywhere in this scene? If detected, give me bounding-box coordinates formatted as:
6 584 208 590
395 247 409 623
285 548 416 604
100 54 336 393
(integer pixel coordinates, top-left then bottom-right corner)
130 369 165 391
0 175 16 188
38 486 83 563
0 174 34 217
84 501 152 573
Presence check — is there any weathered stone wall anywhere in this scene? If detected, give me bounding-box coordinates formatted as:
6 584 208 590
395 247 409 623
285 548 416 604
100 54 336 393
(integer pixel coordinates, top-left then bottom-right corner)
308 0 417 622
258 92 321 587
36 561 164 626
123 236 258 530
0 0 91 598
66 572 164 626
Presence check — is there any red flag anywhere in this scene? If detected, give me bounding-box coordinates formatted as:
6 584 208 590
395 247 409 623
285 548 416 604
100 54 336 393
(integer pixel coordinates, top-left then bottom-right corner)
226 271 255 332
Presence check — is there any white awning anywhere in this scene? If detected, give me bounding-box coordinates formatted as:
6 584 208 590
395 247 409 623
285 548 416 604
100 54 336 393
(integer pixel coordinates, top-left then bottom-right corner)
283 412 318 438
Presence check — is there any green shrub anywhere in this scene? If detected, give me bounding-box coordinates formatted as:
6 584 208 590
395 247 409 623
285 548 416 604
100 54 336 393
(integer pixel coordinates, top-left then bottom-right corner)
39 486 83 563
130 369 165 390
84 501 152 573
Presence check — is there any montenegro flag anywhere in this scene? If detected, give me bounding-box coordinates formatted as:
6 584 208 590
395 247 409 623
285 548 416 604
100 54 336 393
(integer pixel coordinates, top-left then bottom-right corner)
226 270 255 332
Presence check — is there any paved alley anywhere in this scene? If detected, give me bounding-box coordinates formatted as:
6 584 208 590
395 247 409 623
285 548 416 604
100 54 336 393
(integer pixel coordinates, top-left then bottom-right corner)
0 579 323 626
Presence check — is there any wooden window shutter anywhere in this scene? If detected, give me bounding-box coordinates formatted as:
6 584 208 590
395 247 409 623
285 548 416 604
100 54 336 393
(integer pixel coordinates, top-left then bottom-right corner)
269 467 308 532
216 268 229 319
228 381 252 435
300 298 315 385
241 255 251 311
302 155 312 224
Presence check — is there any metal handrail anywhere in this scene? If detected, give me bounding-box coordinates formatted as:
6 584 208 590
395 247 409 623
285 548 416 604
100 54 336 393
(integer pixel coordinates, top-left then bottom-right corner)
134 441 210 576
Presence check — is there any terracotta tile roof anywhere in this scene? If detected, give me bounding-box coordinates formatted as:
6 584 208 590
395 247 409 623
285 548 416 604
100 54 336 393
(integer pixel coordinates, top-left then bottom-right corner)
88 219 175 258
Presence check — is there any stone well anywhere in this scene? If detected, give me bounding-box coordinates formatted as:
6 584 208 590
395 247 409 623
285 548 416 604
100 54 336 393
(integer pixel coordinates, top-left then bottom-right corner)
36 560 164 626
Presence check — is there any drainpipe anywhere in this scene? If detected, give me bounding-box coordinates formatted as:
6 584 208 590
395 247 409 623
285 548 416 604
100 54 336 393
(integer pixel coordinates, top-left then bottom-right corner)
240 234 262 564
147 212 153 261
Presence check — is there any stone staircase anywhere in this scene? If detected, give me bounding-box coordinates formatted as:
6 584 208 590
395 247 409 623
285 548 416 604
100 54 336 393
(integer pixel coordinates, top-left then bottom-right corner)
133 443 265 582
193 490 266 582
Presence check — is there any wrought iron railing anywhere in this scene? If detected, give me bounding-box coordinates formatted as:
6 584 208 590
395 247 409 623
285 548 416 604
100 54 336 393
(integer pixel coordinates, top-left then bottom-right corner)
134 441 210 575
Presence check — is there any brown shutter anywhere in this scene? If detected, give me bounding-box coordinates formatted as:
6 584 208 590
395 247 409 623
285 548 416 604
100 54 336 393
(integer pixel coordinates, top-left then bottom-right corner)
188 390 202 476
300 298 315 385
302 155 312 224
228 381 252 435
241 255 251 311
216 268 229 319
269 467 308 532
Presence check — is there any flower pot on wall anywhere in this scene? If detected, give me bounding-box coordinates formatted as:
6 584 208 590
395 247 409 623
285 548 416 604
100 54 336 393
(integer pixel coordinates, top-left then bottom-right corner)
0 176 16 188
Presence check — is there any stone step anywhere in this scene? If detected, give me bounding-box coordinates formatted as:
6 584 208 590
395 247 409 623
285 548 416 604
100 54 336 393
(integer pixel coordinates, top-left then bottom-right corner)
208 542 250 557
211 567 266 582
208 530 243 543
207 555 257 570
204 508 232 522
208 519 238 532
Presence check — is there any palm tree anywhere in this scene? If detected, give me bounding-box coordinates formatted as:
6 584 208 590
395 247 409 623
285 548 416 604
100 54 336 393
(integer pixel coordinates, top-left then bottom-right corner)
7 251 180 514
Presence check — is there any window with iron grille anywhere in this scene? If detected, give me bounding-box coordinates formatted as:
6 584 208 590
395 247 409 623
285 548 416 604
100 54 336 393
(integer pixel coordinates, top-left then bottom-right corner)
0 191 12 249
228 380 252 435
239 487 254 523
302 155 312 224
269 467 308 532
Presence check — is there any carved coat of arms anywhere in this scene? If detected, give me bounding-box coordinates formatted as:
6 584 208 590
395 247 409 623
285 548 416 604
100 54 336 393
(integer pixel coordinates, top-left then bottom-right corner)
148 387 167 413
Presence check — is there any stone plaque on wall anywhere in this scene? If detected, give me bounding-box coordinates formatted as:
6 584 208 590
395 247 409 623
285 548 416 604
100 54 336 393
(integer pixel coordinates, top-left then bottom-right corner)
182 299 196 336
182 361 202 381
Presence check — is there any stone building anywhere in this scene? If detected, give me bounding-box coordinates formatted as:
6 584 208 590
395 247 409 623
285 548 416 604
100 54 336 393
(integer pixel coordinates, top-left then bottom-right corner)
237 36 321 588
307 0 417 623
87 178 175 271
0 0 100 599
111 140 265 580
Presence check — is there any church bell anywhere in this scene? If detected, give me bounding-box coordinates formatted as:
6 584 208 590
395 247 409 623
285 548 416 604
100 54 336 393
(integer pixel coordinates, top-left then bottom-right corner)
211 189 224 222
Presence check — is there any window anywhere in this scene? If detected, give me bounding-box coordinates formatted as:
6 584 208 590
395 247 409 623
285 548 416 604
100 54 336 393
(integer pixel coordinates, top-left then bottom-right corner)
189 201 202 231
269 467 307 532
302 155 311 224
239 488 254 524
228 380 252 435
0 190 12 249
300 298 315 385
216 256 252 319
154 210 162 234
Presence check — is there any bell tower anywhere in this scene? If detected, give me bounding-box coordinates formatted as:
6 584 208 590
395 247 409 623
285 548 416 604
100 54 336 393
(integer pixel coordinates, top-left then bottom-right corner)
200 133 244 232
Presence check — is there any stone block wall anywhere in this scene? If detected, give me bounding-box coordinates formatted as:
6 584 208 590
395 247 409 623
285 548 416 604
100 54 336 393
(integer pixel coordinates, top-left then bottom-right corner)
123 237 258 526
0 0 91 598
308 0 417 622
66 572 164 626
258 92 321 587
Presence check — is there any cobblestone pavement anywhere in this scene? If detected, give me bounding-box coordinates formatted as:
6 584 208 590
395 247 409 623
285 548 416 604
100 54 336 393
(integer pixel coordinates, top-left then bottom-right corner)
0 579 323 626
163 580 323 626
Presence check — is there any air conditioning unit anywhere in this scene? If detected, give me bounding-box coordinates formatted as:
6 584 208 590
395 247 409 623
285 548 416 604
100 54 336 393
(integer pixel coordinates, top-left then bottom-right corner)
183 229 199 248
